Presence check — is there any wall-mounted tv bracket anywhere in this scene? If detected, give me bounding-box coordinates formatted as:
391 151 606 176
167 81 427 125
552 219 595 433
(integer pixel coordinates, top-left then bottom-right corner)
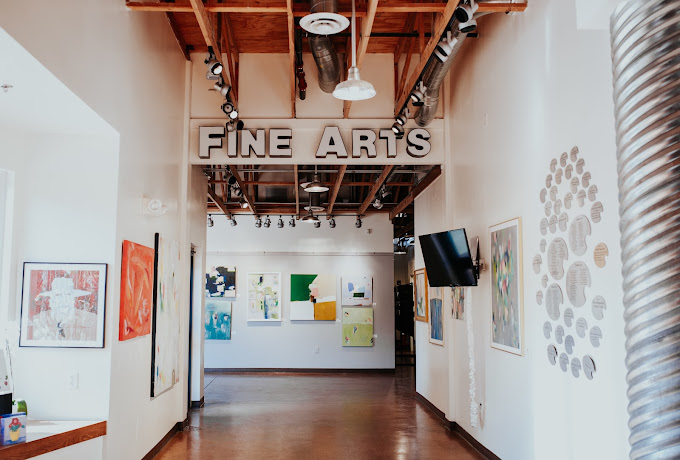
471 236 485 280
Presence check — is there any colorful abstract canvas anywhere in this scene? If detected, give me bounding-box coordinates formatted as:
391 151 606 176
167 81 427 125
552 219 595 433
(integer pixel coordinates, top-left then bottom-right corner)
341 275 373 306
120 240 154 341
247 272 281 321
290 274 336 320
151 234 181 397
452 287 465 320
20 262 107 348
429 286 444 345
414 268 428 322
205 299 232 340
206 266 236 298
490 218 523 355
342 307 374 347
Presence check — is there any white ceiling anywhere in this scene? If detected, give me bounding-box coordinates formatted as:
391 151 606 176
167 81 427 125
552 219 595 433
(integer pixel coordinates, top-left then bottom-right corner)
0 27 115 135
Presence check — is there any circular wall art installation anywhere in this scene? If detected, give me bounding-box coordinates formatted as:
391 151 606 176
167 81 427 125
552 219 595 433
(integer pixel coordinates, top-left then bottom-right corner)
544 322 552 339
555 325 565 344
592 296 606 320
576 158 585 175
533 254 543 274
569 215 591 256
537 290 544 305
550 159 557 173
583 355 596 380
548 238 569 280
555 168 563 184
571 357 582 378
591 201 604 223
576 190 587 207
550 186 558 201
566 262 592 308
559 353 569 372
560 152 568 167
540 239 547 252
588 185 598 202
546 284 563 321
590 326 603 347
565 164 574 180
582 171 591 187
546 174 553 188
570 177 580 194
570 146 579 162
545 200 553 217
564 193 573 209
565 335 575 354
564 308 574 327
548 344 558 365
576 317 588 338
594 243 609 268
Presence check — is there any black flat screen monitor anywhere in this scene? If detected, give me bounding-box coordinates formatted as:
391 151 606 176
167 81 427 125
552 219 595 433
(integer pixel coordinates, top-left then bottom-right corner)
419 229 477 287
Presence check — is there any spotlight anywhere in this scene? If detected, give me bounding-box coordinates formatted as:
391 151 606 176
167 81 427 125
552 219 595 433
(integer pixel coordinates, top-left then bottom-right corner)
255 216 262 228
454 0 478 23
373 197 383 210
229 108 239 120
226 121 236 132
239 197 248 209
355 216 362 228
230 216 237 227
213 81 231 98
207 215 214 227
392 122 405 139
410 82 426 106
380 187 391 199
458 18 477 33
314 221 321 228
301 209 319 223
263 215 271 228
236 120 245 131
227 175 237 186
277 216 284 228
289 216 296 228
396 107 410 126
329 217 336 228
221 101 234 116
205 53 223 75
434 31 458 62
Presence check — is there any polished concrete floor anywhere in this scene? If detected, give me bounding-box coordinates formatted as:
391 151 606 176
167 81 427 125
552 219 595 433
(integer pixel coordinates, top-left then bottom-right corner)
156 368 484 459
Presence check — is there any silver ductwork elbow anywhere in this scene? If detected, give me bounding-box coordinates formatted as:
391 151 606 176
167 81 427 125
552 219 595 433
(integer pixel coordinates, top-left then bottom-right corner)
308 35 341 93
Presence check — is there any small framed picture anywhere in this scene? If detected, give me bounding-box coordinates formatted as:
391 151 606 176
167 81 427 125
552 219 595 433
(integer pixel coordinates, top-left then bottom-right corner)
414 268 428 322
20 262 107 348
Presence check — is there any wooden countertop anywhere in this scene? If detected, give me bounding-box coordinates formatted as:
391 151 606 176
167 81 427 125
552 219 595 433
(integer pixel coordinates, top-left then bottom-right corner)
0 419 106 459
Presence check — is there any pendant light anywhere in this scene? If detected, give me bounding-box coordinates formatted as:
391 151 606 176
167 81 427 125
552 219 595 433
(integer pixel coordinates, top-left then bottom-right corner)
332 0 376 101
301 196 320 223
303 165 329 193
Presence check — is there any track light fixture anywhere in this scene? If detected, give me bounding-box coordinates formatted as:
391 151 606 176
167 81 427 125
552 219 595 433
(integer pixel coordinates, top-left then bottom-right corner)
391 122 405 139
263 215 271 228
454 0 478 23
213 80 231 98
355 216 362 228
301 208 319 223
255 216 262 228
239 197 248 209
205 52 223 76
277 216 284 228
229 107 239 120
221 101 234 116
435 30 459 62
226 121 236 132
410 82 426 106
396 107 410 126
329 217 336 228
314 221 321 228
230 216 237 227
373 197 384 210
207 215 214 227
458 18 477 33
289 216 296 228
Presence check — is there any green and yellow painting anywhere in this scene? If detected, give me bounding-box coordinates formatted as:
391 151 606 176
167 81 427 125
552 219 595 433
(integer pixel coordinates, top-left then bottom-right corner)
290 274 336 320
342 307 374 347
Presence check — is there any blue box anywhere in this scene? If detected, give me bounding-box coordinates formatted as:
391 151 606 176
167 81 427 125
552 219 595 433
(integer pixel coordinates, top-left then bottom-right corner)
0 412 26 445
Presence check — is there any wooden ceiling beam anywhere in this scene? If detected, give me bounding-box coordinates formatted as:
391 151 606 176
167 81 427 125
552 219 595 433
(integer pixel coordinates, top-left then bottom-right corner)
207 206 394 215
389 165 441 220
357 166 394 216
286 0 296 118
396 38 416 107
220 17 238 99
228 166 256 213
165 12 190 60
326 165 347 219
209 180 415 186
208 185 231 217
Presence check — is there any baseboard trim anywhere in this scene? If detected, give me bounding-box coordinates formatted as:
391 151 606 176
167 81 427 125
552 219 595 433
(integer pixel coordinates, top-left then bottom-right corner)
415 392 501 460
142 416 188 460
191 397 205 408
205 368 396 374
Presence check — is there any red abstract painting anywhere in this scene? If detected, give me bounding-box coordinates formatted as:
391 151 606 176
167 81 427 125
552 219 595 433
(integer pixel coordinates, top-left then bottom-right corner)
120 240 154 341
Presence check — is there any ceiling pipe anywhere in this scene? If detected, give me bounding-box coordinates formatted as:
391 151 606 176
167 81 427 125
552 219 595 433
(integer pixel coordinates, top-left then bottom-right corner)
305 0 343 93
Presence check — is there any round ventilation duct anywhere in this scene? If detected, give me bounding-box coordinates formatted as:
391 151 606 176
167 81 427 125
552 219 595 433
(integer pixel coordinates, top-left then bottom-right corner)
300 0 349 35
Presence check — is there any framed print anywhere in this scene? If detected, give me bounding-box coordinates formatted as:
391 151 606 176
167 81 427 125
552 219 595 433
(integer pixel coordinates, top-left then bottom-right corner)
290 274 336 321
206 265 236 298
341 275 373 306
20 262 107 348
342 307 374 347
247 272 281 321
490 218 524 355
205 299 232 340
119 240 154 341
414 268 428 322
429 286 444 346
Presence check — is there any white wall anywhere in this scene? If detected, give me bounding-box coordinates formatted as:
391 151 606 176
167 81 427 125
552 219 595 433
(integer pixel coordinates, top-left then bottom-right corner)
205 214 395 369
414 1 630 459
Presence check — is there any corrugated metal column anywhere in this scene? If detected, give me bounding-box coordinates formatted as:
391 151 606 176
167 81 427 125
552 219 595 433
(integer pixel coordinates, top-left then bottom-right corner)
610 1 680 459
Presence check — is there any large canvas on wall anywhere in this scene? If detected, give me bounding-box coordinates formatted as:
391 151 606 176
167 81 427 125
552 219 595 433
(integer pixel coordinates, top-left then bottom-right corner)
247 272 281 321
20 262 107 348
342 307 374 347
290 274 336 320
429 286 444 346
341 275 373 306
151 234 181 397
205 299 232 340
414 268 428 322
490 218 524 355
206 266 236 298
119 240 154 341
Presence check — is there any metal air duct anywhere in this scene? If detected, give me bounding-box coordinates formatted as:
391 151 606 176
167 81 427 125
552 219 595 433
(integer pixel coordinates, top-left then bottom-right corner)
302 0 344 93
610 1 680 458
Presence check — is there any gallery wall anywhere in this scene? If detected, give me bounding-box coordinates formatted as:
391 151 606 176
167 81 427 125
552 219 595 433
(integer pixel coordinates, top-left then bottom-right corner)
413 1 630 459
204 214 395 369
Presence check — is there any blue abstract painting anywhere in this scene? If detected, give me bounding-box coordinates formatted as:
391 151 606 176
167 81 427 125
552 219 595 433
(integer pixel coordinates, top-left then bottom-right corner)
205 299 232 340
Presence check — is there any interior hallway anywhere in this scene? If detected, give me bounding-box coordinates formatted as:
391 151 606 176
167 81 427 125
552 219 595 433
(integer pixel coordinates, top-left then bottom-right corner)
156 368 484 459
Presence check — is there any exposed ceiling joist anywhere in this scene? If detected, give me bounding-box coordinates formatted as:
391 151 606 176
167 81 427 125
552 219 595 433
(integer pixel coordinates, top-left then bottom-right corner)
326 165 347 219
286 0 296 118
389 165 441 220
208 185 231 217
229 167 256 213
396 38 416 105
358 166 394 215
165 12 190 60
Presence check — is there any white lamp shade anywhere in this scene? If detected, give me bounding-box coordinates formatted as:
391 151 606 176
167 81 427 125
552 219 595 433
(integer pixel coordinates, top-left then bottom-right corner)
333 67 376 101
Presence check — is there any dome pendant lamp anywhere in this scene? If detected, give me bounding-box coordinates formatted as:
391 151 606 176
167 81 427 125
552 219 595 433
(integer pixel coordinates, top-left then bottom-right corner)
332 0 376 101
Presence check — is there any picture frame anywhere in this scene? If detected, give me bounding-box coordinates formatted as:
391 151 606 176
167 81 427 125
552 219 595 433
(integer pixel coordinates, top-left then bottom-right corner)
247 272 282 322
20 262 107 348
489 217 524 356
429 286 444 346
414 268 428 322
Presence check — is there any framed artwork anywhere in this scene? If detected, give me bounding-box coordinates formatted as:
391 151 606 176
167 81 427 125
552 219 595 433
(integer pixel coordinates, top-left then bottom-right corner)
119 240 154 341
290 274 336 321
342 307 374 347
151 234 181 397
414 268 428 322
429 286 444 346
247 272 281 321
20 262 107 348
206 266 236 298
205 299 232 340
452 287 466 320
341 275 373 306
490 218 524 355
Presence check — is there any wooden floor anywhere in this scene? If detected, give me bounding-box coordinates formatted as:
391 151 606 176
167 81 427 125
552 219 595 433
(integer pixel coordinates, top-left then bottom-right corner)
156 368 485 459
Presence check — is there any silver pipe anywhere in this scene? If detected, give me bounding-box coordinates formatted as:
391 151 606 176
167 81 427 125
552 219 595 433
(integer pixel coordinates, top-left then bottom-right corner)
610 1 680 459
308 0 342 93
